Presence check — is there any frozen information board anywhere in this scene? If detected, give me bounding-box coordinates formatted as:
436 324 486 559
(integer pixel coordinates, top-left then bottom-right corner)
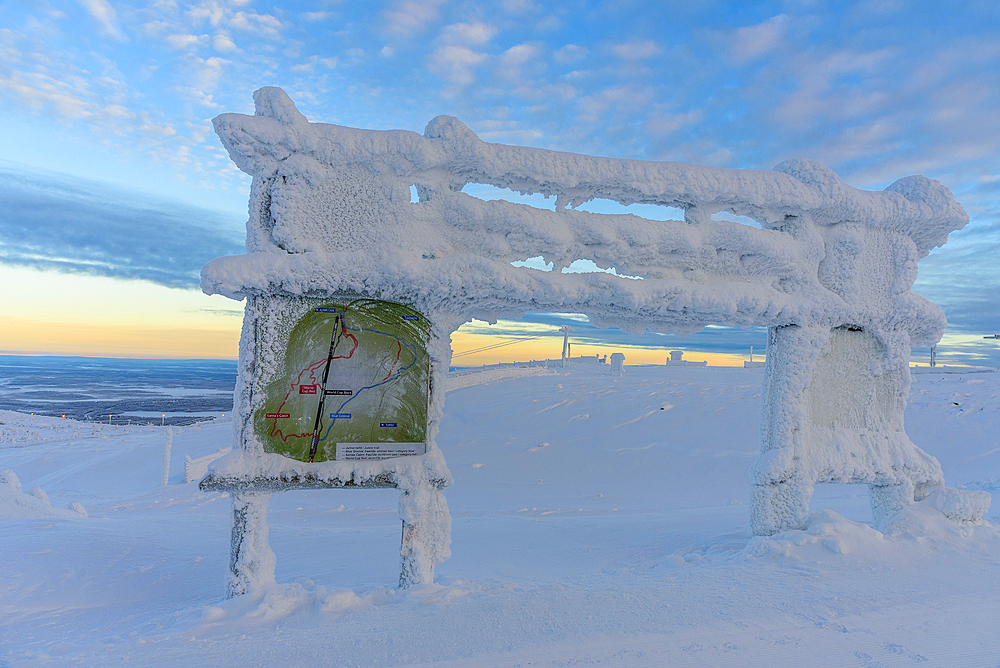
200 85 987 599
255 298 429 463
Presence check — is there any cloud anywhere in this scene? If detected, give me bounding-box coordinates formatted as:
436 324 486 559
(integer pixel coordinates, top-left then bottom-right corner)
575 85 655 126
501 0 538 14
914 223 1000 337
1 0 997 366
79 0 124 40
554 44 587 64
213 34 237 52
440 21 495 46
810 118 901 164
103 103 133 118
188 56 229 91
427 45 488 87
0 164 244 289
229 11 283 37
173 85 221 109
645 108 701 138
187 1 227 28
730 14 788 63
768 47 898 128
139 120 176 137
302 12 335 22
0 70 95 119
383 0 447 36
501 43 540 66
497 43 545 81
535 15 560 31
611 40 661 60
165 33 208 50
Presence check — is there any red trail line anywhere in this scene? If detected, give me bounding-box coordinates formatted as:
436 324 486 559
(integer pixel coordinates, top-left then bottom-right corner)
268 322 360 443
377 340 403 384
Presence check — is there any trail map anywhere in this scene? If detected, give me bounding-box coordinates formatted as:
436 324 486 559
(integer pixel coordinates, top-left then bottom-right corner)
255 299 430 462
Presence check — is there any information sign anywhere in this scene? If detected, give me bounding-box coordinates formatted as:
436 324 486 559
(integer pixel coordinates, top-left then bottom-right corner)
254 298 430 462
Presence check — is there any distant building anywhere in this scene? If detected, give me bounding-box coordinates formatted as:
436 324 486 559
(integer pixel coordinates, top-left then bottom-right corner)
610 352 626 376
664 350 707 367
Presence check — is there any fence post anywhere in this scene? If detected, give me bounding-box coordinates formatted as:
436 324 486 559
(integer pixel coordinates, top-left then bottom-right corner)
162 429 173 486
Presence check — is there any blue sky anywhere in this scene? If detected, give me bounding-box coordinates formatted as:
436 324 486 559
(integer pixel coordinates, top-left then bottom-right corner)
1 0 998 364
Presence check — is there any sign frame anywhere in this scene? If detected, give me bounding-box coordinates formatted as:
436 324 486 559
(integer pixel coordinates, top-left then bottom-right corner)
200 294 451 596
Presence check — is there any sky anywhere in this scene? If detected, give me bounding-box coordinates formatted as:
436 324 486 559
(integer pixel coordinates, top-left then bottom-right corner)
1 0 998 366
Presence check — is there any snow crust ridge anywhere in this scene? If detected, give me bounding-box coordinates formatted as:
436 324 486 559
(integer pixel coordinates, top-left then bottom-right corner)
0 469 87 519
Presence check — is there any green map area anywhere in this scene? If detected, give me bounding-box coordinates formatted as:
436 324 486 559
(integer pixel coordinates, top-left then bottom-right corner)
255 299 430 462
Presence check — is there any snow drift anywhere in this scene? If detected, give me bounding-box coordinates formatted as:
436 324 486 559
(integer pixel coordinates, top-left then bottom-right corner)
0 469 86 519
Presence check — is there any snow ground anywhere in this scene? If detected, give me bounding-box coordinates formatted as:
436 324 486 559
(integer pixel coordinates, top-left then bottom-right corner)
2 365 999 667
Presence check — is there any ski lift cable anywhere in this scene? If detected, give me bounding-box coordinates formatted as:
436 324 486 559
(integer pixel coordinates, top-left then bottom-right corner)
452 336 544 358
451 335 545 358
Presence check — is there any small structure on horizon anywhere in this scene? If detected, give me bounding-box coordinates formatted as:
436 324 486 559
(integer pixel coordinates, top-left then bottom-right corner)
744 345 765 368
560 325 572 368
610 352 625 376
564 353 603 365
665 350 707 367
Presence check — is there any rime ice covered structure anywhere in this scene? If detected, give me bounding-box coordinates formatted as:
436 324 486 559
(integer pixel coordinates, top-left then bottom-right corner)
203 87 981 594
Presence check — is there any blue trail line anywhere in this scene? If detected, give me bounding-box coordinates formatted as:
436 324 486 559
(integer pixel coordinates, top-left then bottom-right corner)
318 325 420 445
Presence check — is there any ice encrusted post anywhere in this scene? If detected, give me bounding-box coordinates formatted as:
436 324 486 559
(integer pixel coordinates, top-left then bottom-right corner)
227 491 276 597
200 86 981 585
161 429 172 486
399 485 452 587
747 206 958 533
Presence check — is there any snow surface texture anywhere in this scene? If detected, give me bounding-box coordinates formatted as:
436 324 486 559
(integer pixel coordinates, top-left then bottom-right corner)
3 371 1000 666
201 87 976 585
0 469 86 519
445 366 554 391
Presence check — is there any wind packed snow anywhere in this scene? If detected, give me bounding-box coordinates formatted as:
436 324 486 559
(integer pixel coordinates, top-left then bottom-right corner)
0 468 86 519
2 366 999 666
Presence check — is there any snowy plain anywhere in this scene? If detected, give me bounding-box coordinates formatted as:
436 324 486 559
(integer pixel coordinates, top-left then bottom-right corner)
2 363 999 667
0 356 236 426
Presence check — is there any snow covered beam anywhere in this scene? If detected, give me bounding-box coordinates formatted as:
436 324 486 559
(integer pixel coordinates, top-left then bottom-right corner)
202 86 976 593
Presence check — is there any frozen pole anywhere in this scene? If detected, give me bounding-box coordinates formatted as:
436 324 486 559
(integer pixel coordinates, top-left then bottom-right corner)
750 345 754 364
162 429 173 486
930 345 936 367
560 325 572 367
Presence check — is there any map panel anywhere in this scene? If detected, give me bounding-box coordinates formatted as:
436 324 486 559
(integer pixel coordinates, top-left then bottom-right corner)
255 299 430 462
